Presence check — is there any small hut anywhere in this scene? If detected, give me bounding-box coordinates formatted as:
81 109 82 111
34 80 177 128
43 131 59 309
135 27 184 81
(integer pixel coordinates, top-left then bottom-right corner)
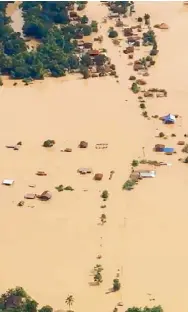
37 191 52 201
79 141 88 148
155 144 165 152
94 173 103 181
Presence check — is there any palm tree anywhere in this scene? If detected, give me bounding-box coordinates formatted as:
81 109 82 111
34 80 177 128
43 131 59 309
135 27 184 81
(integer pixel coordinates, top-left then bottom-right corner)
65 295 74 311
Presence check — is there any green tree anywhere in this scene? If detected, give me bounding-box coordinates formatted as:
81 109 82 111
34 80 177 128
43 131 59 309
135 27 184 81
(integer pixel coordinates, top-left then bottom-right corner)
94 271 103 284
80 66 90 79
24 299 38 312
82 24 92 36
108 29 118 38
101 190 109 200
122 180 136 190
39 306 53 312
81 54 92 67
131 82 140 94
113 278 121 291
65 295 74 311
94 264 103 273
91 20 98 32
81 15 89 24
131 160 139 167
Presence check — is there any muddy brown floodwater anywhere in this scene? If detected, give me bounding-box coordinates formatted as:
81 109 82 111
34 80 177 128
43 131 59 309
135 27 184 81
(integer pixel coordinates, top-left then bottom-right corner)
1 2 188 312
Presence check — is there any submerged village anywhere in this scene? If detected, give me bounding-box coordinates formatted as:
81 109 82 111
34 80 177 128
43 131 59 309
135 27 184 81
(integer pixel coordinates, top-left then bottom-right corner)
1 2 188 312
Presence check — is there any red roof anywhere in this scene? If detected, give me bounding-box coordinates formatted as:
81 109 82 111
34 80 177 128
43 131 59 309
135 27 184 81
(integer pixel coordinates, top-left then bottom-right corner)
89 50 100 56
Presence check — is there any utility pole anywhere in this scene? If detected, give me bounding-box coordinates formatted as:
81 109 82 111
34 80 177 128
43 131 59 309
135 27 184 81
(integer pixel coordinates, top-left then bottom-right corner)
142 146 145 158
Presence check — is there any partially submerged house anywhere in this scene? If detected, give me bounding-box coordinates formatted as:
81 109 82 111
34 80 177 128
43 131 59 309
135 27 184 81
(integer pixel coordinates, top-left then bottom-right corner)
133 170 156 179
139 170 156 178
78 167 92 174
79 141 88 148
155 144 165 152
84 42 93 49
163 147 174 155
94 173 103 181
24 193 36 199
37 191 52 201
2 179 14 185
162 114 176 124
88 50 100 57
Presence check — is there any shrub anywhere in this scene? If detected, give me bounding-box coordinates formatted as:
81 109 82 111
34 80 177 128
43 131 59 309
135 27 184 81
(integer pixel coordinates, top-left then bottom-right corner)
131 82 140 93
91 20 98 32
78 3 86 10
142 111 148 118
159 132 165 137
94 264 103 273
108 30 118 38
81 15 89 24
64 186 74 191
55 185 64 192
43 139 55 147
184 156 188 163
110 64 116 70
94 271 103 284
171 133 176 137
131 159 139 167
113 278 121 291
146 55 152 61
137 17 143 22
122 180 135 190
140 103 146 109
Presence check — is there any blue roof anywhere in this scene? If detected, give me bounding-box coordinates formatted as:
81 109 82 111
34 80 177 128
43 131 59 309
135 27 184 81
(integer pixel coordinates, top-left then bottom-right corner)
163 147 174 153
163 114 175 122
